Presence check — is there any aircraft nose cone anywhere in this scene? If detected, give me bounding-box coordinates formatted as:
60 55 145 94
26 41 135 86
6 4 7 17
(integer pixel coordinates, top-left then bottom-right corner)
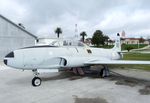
3 59 7 65
4 51 14 66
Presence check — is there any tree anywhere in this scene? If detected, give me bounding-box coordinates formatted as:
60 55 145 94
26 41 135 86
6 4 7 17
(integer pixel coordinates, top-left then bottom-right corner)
80 31 87 42
55 27 62 38
103 35 109 45
91 30 104 46
139 37 145 44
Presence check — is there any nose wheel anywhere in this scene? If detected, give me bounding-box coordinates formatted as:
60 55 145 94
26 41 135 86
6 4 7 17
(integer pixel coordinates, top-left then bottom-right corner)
32 77 41 87
32 69 41 87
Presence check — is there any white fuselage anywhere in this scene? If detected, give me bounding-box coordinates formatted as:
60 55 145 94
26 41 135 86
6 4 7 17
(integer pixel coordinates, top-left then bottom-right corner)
4 45 121 70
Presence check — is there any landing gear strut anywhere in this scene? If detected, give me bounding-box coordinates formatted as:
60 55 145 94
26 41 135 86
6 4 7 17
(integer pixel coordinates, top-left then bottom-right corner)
100 65 110 77
32 69 41 87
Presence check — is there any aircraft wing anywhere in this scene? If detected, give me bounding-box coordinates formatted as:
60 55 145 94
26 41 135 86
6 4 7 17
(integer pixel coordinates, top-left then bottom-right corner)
84 60 150 65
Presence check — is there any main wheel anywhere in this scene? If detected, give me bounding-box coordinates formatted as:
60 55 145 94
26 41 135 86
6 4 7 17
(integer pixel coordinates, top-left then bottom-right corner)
100 69 105 78
99 68 110 78
32 77 41 87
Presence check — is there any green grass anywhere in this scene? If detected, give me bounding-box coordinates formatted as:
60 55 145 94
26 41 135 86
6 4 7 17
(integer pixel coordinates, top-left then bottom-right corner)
123 53 150 61
109 53 150 71
121 44 148 50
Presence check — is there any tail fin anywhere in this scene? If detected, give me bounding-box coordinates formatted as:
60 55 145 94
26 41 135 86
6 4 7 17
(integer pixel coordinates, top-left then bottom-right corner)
112 33 121 52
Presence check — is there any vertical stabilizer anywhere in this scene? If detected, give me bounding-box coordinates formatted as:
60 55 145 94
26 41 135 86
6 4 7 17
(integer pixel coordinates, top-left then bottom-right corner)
112 33 121 52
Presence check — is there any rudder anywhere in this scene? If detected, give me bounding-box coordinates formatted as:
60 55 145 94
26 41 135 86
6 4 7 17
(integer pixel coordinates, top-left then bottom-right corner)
112 33 121 52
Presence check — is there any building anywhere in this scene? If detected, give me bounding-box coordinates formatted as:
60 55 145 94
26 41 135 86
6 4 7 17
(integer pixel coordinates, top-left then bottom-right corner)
0 14 37 60
121 38 149 45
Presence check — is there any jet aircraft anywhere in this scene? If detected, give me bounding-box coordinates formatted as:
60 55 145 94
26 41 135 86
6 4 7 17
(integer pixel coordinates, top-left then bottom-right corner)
3 33 150 86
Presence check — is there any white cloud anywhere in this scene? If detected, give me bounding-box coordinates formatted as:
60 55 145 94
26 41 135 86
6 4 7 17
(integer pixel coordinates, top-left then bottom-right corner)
0 0 150 39
0 0 29 23
99 11 128 30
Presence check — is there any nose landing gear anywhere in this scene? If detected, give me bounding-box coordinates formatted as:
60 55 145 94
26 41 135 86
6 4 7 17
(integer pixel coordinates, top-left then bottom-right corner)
32 69 41 87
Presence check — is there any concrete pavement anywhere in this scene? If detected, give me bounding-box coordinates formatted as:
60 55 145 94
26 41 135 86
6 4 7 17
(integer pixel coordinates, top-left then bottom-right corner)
0 64 150 103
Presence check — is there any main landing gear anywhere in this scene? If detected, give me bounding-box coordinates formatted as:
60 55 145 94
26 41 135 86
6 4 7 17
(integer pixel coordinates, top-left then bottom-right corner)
32 69 41 87
100 65 110 78
71 65 110 78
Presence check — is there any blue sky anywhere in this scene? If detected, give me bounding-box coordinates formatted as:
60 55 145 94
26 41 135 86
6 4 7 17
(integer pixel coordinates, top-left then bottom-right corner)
0 0 150 39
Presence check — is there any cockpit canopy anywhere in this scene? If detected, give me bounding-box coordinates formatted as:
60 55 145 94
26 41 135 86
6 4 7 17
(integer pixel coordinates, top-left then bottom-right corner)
50 39 86 47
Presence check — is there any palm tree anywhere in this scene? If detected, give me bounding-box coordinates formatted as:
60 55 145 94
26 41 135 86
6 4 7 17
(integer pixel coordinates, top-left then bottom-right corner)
55 27 62 38
80 31 87 42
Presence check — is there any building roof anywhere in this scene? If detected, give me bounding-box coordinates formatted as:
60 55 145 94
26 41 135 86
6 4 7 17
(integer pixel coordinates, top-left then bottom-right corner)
122 38 145 40
0 14 37 39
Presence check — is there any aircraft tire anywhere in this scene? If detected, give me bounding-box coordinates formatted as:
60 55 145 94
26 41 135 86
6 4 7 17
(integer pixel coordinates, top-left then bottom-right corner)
32 77 41 87
100 69 104 78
